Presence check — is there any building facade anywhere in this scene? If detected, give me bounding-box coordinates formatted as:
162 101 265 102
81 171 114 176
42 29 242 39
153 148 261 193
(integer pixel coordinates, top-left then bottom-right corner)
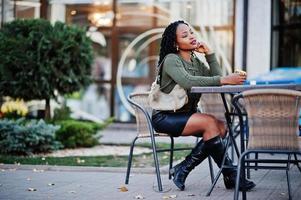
1 0 300 122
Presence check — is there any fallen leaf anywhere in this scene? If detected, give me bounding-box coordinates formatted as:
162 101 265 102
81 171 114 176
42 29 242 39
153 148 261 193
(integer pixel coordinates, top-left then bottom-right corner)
162 194 177 199
135 194 144 199
33 168 44 173
118 186 128 192
28 188 37 191
48 183 55 186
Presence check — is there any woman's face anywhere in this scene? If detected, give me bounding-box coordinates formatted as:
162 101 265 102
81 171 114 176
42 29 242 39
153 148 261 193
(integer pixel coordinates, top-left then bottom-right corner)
175 23 197 51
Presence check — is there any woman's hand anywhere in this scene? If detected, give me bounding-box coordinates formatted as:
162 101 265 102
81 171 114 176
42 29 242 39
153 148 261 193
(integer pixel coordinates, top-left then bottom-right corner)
220 73 247 85
194 42 212 55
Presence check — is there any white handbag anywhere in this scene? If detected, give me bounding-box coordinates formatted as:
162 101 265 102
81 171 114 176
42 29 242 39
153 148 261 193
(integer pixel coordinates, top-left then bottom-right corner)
148 57 188 112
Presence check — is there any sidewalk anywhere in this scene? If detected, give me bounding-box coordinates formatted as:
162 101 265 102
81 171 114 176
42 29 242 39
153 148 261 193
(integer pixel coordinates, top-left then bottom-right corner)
1 123 301 200
1 162 301 200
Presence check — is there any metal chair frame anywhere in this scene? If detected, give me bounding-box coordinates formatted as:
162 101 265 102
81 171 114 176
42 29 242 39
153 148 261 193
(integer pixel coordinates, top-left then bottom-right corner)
232 89 301 200
125 92 214 192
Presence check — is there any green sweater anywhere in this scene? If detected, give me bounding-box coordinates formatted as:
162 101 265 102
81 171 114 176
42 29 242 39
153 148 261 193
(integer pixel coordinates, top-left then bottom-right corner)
160 53 222 93
158 53 222 112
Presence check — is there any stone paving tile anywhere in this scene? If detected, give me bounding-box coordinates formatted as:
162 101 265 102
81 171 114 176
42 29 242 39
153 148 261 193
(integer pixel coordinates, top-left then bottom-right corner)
0 161 301 200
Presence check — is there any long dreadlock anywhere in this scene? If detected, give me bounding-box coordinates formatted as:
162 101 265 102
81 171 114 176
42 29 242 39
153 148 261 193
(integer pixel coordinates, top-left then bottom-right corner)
158 20 188 66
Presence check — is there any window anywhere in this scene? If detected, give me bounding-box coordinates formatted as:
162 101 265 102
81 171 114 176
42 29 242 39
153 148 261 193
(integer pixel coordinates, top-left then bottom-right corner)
271 0 301 68
64 0 235 122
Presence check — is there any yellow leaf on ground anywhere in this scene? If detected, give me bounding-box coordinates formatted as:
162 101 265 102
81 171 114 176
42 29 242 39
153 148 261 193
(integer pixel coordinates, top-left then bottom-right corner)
118 186 128 192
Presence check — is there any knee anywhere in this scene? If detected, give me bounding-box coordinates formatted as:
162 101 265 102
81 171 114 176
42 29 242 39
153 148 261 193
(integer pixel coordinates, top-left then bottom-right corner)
203 115 220 133
218 121 227 138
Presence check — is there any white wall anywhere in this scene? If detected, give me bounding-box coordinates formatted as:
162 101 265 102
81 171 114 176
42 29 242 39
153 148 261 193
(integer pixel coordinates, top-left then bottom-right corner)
50 3 66 23
234 0 244 70
246 0 271 78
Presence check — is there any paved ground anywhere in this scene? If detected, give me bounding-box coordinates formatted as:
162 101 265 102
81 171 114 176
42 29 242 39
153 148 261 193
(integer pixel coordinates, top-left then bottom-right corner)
1 161 301 200
1 123 301 200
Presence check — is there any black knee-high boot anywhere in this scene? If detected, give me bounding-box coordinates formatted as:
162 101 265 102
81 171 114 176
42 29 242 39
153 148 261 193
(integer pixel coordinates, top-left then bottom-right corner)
203 136 256 191
170 139 209 190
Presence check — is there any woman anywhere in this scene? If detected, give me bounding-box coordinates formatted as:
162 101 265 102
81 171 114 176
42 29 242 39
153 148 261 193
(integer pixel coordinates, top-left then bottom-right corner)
151 20 256 191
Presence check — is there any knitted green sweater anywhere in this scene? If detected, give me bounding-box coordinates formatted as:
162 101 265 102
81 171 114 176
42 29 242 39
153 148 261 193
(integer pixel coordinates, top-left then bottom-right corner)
160 53 222 93
156 53 222 112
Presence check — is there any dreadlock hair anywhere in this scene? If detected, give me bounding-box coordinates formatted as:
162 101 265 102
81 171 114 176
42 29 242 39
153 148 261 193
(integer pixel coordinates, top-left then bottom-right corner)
158 20 188 66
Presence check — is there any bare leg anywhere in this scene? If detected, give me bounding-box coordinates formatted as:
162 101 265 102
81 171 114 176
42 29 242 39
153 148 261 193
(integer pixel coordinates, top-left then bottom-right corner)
170 113 223 190
217 119 227 138
181 113 222 141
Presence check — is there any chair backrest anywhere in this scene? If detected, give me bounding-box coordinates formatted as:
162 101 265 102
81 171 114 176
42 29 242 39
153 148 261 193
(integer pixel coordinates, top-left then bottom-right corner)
241 89 301 150
128 92 157 137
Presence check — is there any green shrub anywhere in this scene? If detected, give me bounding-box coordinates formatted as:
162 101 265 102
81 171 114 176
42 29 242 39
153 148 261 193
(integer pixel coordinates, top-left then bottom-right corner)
0 19 93 119
55 120 102 148
52 105 72 121
0 118 62 155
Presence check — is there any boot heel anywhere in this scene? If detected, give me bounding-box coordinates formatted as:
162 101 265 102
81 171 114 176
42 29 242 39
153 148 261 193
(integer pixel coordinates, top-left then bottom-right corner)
223 177 235 189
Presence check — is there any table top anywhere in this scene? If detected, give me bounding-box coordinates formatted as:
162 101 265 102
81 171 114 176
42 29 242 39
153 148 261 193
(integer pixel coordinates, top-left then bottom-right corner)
191 83 301 94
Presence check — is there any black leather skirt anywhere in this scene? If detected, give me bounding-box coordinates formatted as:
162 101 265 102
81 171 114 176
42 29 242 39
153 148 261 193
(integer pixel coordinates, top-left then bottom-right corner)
151 110 195 137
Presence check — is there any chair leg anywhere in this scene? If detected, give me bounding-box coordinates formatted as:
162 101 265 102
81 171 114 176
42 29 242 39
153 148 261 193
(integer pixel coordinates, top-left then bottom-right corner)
169 137 174 180
293 153 301 173
234 152 248 200
125 137 138 184
254 153 259 171
206 165 223 196
286 154 292 200
150 131 163 191
208 156 215 184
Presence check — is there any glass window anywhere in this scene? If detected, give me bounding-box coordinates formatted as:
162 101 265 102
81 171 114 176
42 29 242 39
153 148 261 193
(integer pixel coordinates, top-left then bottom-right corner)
115 32 153 122
63 0 235 122
116 1 169 27
15 0 41 19
1 0 41 26
66 2 113 27
272 0 301 68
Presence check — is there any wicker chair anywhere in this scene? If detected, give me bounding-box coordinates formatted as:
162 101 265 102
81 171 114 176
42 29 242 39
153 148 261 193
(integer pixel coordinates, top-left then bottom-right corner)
125 92 214 192
232 89 301 200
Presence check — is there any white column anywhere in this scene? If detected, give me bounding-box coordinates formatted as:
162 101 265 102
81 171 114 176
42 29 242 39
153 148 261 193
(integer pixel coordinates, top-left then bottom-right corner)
34 6 40 18
50 3 66 23
170 2 181 22
246 0 271 78
234 0 244 70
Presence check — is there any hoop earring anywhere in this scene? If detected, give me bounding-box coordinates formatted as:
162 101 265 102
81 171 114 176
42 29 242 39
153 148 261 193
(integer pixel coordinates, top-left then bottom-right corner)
176 46 179 51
